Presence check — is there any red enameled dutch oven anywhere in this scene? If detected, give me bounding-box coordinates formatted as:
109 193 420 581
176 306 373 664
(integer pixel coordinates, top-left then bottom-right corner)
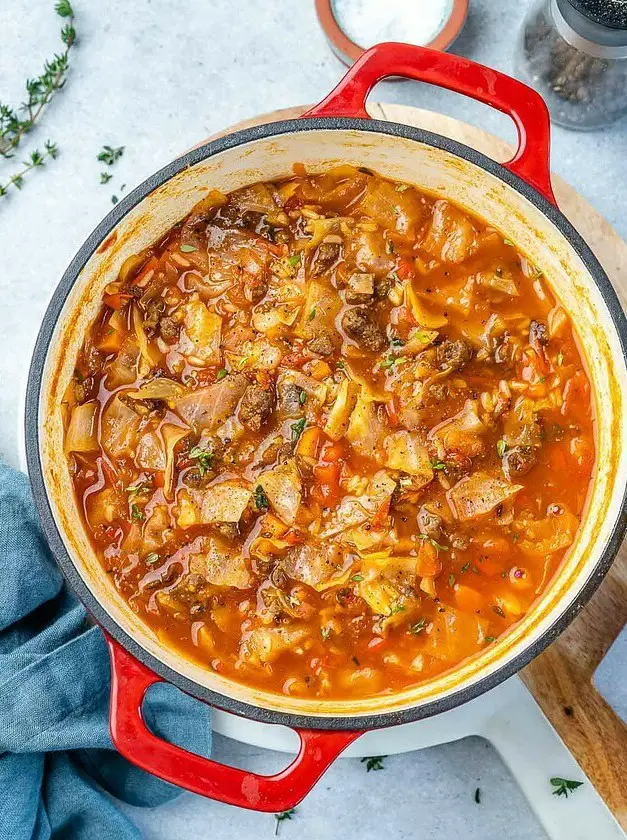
25 43 627 811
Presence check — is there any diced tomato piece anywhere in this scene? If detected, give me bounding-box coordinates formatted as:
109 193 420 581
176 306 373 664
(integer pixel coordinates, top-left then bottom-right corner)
385 397 399 427
395 258 414 280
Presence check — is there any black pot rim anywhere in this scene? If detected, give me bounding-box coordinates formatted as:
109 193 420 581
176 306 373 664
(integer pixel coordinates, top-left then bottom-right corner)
25 116 627 732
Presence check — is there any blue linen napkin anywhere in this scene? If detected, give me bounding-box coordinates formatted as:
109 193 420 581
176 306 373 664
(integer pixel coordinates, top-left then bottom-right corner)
0 462 212 839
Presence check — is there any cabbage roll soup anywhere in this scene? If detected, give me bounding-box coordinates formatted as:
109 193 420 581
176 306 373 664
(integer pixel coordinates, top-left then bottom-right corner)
64 167 595 699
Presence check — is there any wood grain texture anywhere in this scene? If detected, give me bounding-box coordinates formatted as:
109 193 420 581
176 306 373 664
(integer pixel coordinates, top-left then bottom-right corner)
210 103 627 825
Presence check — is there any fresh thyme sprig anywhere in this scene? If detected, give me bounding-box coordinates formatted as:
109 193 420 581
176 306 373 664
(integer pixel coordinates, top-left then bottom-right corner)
0 141 58 196
0 2 76 197
0 2 76 160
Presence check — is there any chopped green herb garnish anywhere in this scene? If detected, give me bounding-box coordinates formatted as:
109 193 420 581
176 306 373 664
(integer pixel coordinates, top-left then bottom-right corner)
550 777 583 798
474 787 481 804
287 254 301 267
387 240 395 254
496 439 507 457
111 195 119 205
98 144 125 166
254 484 270 511
395 184 409 192
336 360 345 370
145 553 160 565
274 808 296 835
320 626 331 641
215 368 228 381
351 573 364 582
127 481 151 500
291 417 306 442
100 171 113 184
298 389 307 405
389 602 406 615
180 244 197 253
391 337 405 347
130 503 145 522
409 618 427 635
418 534 449 552
361 755 386 772
430 459 447 471
448 574 456 587
485 635 496 643
352 655 360 666
188 446 214 477
308 306 316 321
461 562 470 573
380 357 395 370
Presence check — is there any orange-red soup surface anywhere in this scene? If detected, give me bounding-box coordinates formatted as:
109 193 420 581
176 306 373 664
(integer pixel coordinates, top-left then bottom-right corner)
64 167 594 699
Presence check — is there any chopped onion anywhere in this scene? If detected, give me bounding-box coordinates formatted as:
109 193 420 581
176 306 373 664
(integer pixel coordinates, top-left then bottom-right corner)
127 378 187 401
65 402 99 453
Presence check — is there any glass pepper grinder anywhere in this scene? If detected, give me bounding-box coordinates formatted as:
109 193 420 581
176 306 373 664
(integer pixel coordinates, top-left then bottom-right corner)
515 0 627 129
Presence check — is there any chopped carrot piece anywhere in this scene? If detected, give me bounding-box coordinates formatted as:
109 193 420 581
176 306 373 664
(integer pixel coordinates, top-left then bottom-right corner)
455 585 485 614
133 256 160 288
310 360 333 380
416 540 442 578
481 537 511 561
95 328 123 354
295 427 323 463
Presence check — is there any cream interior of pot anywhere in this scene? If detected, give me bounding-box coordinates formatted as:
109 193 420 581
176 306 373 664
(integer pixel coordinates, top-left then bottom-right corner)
39 127 627 720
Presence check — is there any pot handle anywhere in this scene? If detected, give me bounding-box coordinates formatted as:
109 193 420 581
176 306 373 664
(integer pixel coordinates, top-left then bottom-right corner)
303 42 556 205
106 636 362 811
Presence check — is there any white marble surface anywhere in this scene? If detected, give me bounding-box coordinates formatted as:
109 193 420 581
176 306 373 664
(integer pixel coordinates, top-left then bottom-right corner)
2 1 626 838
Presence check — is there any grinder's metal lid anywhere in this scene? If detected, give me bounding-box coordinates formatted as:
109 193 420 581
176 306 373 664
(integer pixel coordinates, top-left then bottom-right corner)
567 0 627 30
315 0 468 67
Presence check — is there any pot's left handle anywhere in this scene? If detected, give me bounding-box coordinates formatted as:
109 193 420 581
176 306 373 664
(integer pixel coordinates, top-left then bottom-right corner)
107 637 362 811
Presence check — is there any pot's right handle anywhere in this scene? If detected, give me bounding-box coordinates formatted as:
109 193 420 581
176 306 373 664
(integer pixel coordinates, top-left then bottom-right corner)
107 637 362 812
303 42 556 206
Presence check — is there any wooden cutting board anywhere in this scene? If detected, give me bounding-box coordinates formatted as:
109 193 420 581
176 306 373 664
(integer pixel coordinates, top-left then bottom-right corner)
211 103 627 828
